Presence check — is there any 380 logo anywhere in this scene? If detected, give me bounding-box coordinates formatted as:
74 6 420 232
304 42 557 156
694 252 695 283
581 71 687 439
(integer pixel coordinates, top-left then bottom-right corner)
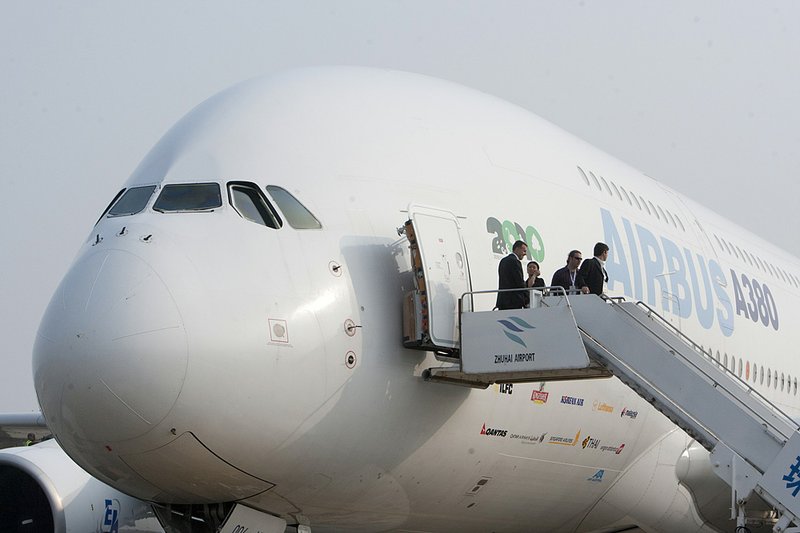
730 270 779 330
486 217 545 262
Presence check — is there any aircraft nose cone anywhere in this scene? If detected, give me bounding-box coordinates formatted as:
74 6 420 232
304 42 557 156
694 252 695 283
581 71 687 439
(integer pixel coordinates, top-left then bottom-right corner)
34 249 187 444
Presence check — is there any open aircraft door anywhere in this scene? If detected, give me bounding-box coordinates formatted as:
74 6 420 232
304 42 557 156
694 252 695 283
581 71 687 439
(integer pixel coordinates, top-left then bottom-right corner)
402 204 471 356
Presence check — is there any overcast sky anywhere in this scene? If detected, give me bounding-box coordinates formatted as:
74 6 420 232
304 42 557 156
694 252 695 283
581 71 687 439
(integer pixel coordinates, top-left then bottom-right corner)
2 1 798 411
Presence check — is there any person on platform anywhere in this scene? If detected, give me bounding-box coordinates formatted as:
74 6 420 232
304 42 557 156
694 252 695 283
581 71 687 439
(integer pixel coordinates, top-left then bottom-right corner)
496 240 528 309
526 261 545 290
579 242 609 296
551 250 590 295
524 260 546 307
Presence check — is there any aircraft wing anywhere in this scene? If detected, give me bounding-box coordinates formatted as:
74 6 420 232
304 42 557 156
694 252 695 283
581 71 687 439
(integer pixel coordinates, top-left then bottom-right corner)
0 412 50 449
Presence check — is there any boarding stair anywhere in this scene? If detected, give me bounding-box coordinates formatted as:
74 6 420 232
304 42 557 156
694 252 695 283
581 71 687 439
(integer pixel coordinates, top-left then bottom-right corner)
426 293 800 532
573 296 800 533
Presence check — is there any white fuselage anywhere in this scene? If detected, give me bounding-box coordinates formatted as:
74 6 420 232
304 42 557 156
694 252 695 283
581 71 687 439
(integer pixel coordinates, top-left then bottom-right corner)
32 67 800 532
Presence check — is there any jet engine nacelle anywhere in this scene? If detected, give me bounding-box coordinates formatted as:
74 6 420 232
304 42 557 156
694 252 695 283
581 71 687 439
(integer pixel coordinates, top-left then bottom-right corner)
0 439 162 533
677 440 776 532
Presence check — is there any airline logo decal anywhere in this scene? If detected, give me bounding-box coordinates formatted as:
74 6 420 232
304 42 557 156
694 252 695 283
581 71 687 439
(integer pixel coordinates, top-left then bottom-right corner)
480 423 508 437
102 498 120 533
560 395 584 406
531 390 549 404
510 432 547 444
497 316 536 349
620 407 639 419
587 470 605 482
600 208 780 334
600 443 626 454
582 436 600 449
548 429 581 446
592 401 614 413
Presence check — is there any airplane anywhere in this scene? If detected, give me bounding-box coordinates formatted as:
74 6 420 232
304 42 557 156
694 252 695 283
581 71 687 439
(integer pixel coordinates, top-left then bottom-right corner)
3 66 798 532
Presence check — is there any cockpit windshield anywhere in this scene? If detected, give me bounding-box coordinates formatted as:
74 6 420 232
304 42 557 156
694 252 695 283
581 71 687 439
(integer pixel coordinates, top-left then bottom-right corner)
266 185 322 229
107 185 157 217
228 182 282 228
153 183 222 212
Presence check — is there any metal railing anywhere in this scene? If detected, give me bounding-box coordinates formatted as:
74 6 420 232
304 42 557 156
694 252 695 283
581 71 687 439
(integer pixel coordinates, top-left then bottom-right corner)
457 285 569 314
606 296 799 440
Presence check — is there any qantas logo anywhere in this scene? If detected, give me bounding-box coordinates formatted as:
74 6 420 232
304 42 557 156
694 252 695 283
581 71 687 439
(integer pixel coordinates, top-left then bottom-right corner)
480 423 508 437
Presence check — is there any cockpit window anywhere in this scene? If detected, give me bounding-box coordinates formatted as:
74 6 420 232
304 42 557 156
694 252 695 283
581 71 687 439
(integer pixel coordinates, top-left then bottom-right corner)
265 186 322 229
228 182 282 228
96 188 126 224
107 185 158 217
153 183 222 212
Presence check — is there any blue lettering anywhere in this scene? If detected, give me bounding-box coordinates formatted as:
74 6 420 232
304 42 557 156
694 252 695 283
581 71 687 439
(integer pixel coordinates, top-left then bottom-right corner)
601 209 632 296
622 218 643 300
709 260 733 337
597 208 747 336
103 499 119 533
636 224 668 312
662 237 691 318
685 250 714 330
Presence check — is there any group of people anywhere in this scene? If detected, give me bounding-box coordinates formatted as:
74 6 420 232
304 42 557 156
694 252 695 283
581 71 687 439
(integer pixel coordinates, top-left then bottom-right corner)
496 240 609 310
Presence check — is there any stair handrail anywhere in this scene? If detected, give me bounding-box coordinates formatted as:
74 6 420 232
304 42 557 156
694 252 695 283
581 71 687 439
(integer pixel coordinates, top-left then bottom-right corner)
632 299 713 359
606 297 799 438
458 286 569 314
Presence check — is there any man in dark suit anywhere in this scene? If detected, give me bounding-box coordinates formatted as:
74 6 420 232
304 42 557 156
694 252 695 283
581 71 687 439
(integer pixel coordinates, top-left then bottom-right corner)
496 240 528 309
579 242 609 296
551 250 590 295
